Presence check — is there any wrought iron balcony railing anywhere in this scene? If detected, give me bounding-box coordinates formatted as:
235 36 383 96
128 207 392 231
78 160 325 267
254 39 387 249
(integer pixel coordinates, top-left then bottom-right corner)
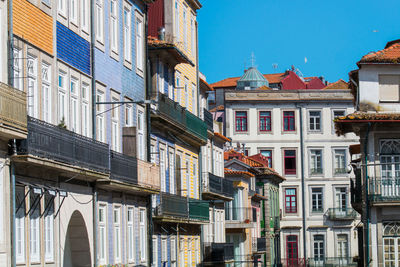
110 151 137 184
0 82 27 135
156 193 209 221
310 168 323 175
186 111 207 141
308 257 357 267
203 108 213 131
203 242 234 263
281 258 307 267
369 176 400 202
202 172 234 199
14 117 110 173
252 237 267 253
327 208 358 220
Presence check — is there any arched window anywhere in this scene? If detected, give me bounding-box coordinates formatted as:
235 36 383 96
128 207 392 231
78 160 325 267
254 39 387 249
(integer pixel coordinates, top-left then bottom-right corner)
384 222 400 236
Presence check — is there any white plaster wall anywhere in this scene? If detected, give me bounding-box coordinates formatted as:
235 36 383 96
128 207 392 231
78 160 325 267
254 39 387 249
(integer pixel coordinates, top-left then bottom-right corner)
359 65 400 112
0 2 6 84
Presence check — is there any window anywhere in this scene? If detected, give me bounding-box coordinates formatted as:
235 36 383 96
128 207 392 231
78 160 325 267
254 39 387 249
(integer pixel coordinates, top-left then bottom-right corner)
114 207 121 263
191 16 195 55
70 0 78 23
81 0 88 31
137 110 145 160
15 187 25 264
70 78 78 133
169 151 175 194
123 6 132 62
111 97 120 152
309 111 321 131
259 111 271 132
379 75 400 102
185 158 190 197
285 188 297 213
58 72 67 124
380 140 400 198
42 63 51 123
313 235 325 263
311 188 323 213
96 0 104 43
161 238 167 263
139 209 146 262
283 111 295 131
98 205 107 264
44 193 54 262
27 55 38 118
335 187 347 212
284 150 296 175
58 0 66 15
110 0 118 53
286 235 298 264
96 90 105 142
383 223 400 267
158 62 165 93
13 48 23 91
29 191 40 262
125 103 133 126
337 234 348 260
235 111 248 132
310 149 323 175
191 83 196 114
193 161 198 198
260 150 272 168
184 77 189 108
176 72 181 103
160 148 166 192
168 69 173 99
82 83 90 137
127 207 135 262
334 149 346 174
136 13 144 72
183 7 187 49
174 1 179 41
171 237 177 267
152 237 158 267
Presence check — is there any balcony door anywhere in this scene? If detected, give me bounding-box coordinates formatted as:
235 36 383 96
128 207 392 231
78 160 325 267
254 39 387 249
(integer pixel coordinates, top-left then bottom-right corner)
227 234 244 267
286 235 298 266
335 188 347 215
380 140 400 198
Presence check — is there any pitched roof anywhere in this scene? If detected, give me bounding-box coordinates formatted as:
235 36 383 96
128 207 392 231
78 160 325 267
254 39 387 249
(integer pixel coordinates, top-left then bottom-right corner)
323 79 349 89
359 39 400 64
200 78 214 91
211 73 286 88
209 105 224 112
214 132 230 142
224 168 254 177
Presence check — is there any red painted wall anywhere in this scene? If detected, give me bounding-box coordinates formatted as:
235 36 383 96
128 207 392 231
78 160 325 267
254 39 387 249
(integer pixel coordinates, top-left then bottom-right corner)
281 71 306 90
148 0 164 38
306 77 325 89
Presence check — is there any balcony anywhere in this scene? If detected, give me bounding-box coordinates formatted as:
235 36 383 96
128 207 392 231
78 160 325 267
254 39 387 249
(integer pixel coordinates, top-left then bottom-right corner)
0 82 27 139
369 177 400 203
203 108 213 131
137 159 160 191
110 151 137 184
308 257 357 267
252 237 267 253
225 207 255 229
281 258 307 267
13 117 110 176
152 93 207 146
203 242 234 264
202 172 234 200
270 216 280 230
327 208 358 221
155 193 209 223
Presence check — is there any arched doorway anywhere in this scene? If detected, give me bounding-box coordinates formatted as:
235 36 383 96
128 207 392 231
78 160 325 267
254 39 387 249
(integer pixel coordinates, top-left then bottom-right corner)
63 210 92 267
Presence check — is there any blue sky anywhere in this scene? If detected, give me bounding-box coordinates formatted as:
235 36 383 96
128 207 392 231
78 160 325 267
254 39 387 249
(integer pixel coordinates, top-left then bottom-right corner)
197 0 400 84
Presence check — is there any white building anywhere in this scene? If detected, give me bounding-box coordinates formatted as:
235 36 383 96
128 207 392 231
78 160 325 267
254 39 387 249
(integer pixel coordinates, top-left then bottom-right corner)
223 67 360 265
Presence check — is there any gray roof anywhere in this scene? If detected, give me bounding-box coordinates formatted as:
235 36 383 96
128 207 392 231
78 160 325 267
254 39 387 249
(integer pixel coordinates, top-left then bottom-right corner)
237 67 269 90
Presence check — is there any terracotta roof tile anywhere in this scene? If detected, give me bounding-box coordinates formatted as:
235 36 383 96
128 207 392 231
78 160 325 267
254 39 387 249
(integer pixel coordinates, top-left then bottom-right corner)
211 73 286 88
359 40 400 64
224 169 254 177
210 105 224 112
200 78 214 91
323 79 349 89
214 132 230 142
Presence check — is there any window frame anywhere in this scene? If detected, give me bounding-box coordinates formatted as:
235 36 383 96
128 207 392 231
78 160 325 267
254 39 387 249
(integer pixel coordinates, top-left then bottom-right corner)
96 89 106 142
58 0 67 16
235 110 248 132
80 0 89 32
308 110 322 132
98 204 107 264
113 205 121 263
259 110 272 132
332 109 346 133
29 191 41 263
135 11 144 75
310 187 324 213
333 148 347 175
44 193 54 262
312 234 326 263
379 74 400 103
69 0 78 24
139 208 147 263
283 110 295 132
111 95 120 152
127 206 135 263
260 149 273 168
58 70 67 125
110 0 119 54
15 187 25 264
284 149 297 175
174 0 180 42
42 62 52 123
309 149 323 175
284 188 297 214
95 0 104 44
123 3 132 64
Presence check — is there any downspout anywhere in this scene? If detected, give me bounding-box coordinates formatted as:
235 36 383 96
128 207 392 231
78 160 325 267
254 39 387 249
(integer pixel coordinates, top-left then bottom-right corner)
7 0 13 86
10 160 16 267
90 0 97 266
297 105 307 260
262 185 266 267
364 122 371 267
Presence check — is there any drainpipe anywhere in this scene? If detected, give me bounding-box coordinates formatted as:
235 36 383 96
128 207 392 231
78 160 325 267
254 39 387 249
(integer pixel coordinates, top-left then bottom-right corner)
364 123 371 267
195 20 200 117
10 159 16 267
296 105 307 260
92 185 98 267
7 0 13 86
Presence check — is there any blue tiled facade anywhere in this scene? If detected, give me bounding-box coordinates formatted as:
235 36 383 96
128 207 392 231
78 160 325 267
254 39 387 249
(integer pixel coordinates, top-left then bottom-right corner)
56 21 91 75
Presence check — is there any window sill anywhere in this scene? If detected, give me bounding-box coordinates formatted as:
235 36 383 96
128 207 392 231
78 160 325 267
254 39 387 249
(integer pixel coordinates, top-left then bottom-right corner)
136 68 144 78
123 59 132 70
110 50 120 62
95 40 105 52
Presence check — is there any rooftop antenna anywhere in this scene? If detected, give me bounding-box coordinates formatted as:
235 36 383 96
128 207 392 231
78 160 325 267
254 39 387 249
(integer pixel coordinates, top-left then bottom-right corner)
250 52 256 68
272 63 278 72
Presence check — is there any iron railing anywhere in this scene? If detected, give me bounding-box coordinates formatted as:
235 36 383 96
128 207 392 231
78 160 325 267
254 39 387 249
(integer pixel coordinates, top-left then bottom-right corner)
15 117 110 173
203 108 213 131
369 177 400 201
327 208 358 220
157 93 186 126
189 198 209 221
110 151 137 184
186 110 207 141
252 237 267 253
281 258 307 267
157 193 209 221
203 242 234 262
225 207 253 223
308 257 357 267
0 82 27 132
310 168 323 175
202 172 234 198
